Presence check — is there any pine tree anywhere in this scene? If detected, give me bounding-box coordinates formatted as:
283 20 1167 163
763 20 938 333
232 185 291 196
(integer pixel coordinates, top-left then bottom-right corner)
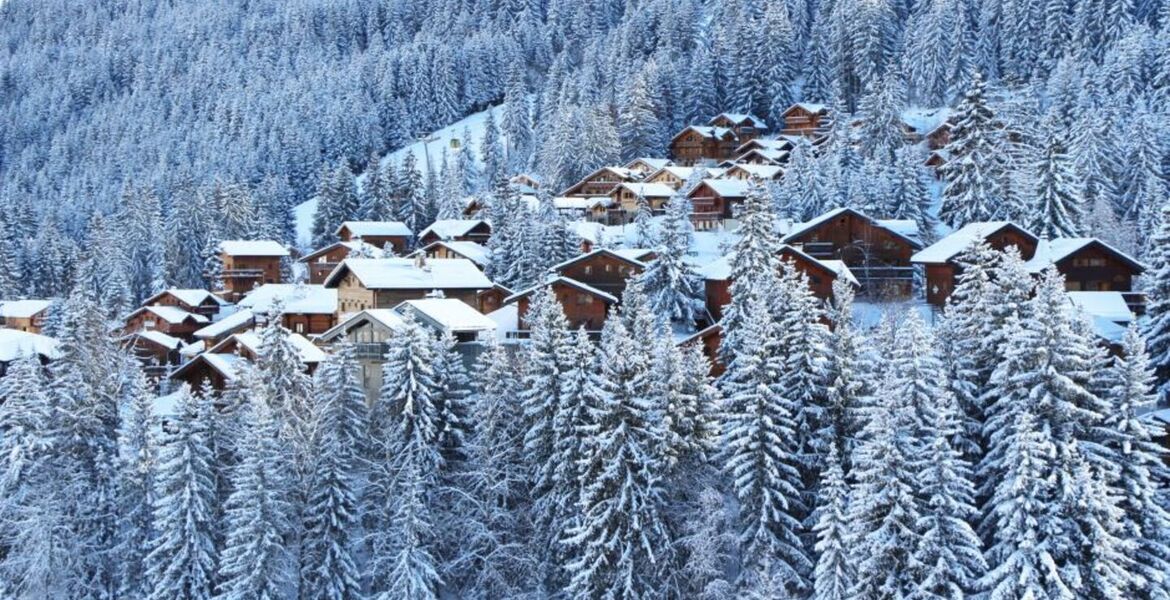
300 339 368 600
640 192 704 329
939 73 1006 228
503 64 534 173
145 386 217 600
216 395 295 600
1030 126 1084 238
718 180 780 365
481 110 505 190
618 67 663 161
312 163 360 249
811 441 853 600
255 304 313 472
1145 200 1170 403
115 371 159 599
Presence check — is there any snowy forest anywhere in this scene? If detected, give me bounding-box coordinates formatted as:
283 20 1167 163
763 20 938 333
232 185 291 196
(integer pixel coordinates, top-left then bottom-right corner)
3 0 1170 598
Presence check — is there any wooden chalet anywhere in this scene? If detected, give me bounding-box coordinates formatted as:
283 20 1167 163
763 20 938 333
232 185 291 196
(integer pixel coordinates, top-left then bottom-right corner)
142 289 227 319
700 245 859 321
669 126 741 166
123 305 210 342
323 256 494 314
782 208 923 297
0 299 52 334
1025 238 1146 311
300 240 382 284
236 283 339 336
0 329 60 378
510 173 542 194
553 197 614 223
780 103 830 137
643 165 726 190
925 150 949 177
623 157 672 176
679 323 724 378
417 219 492 246
560 167 642 197
413 240 489 270
192 309 255 349
171 330 325 390
218 240 289 302
335 221 412 253
912 222 1040 307
609 182 676 218
723 164 784 181
686 178 752 229
122 330 185 378
551 248 651 298
708 113 768 142
477 284 514 315
505 276 619 333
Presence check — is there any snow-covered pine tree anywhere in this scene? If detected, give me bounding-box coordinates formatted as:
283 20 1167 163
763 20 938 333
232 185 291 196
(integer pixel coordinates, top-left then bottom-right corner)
0 217 24 298
811 441 853 600
717 179 780 365
1101 326 1170 598
939 73 1006 228
312 163 360 249
115 370 160 599
1145 200 1170 402
618 67 664 161
255 302 313 470
300 339 368 600
430 330 472 466
145 385 218 600
820 277 866 464
632 190 655 248
640 192 703 329
480 110 505 190
1030 125 1084 238
563 310 670 599
366 314 444 599
720 293 809 593
397 152 426 233
216 394 295 600
888 145 937 242
503 64 534 173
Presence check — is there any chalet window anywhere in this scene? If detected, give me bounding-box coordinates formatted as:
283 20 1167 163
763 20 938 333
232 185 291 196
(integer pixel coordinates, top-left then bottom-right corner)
605 264 613 273
318 256 328 264
1073 257 1107 267
577 294 593 305
295 323 305 333
144 320 156 329
584 265 593 275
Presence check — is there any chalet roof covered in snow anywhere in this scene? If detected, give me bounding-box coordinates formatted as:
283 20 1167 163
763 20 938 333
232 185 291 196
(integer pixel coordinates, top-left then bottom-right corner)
127 305 210 325
335 220 413 238
144 289 227 308
673 125 736 142
723 164 784 179
0 329 61 362
504 276 620 305
551 248 649 272
193 308 255 340
786 102 828 115
553 196 614 211
0 299 52 319
218 240 290 257
698 245 858 287
1024 238 1145 273
323 257 493 290
711 113 767 128
697 178 752 198
394 298 498 334
614 182 677 198
911 222 1038 264
648 165 726 181
229 330 327 364
417 219 489 241
623 157 671 171
236 284 338 315
317 309 406 343
901 107 952 135
299 240 382 262
783 207 923 248
129 330 185 351
1066 291 1136 324
413 240 490 267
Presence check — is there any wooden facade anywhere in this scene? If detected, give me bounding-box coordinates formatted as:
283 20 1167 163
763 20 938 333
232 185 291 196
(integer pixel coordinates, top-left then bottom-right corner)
781 103 829 136
560 167 640 197
300 242 372 284
142 290 224 319
708 113 767 143
783 208 921 298
703 246 847 321
123 306 208 342
916 223 1039 307
554 250 647 298
326 261 491 314
477 285 512 314
513 279 615 332
417 220 492 246
335 223 410 253
0 300 50 334
686 180 748 230
1048 242 1143 293
669 126 740 166
220 254 283 301
278 312 336 336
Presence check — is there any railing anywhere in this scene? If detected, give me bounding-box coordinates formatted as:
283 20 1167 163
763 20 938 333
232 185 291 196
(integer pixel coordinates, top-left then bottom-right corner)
851 266 916 282
352 342 387 359
1123 292 1147 316
222 268 265 277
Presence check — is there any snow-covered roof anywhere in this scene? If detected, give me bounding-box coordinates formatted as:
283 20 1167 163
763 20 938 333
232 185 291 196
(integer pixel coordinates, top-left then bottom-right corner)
317 309 407 343
735 147 789 164
335 220 412 238
911 222 1036 264
237 284 338 315
624 157 672 170
1024 238 1145 273
711 112 767 128
0 329 61 362
131 330 185 350
201 353 243 381
698 245 856 285
300 240 383 262
551 248 648 272
0 299 52 319
819 259 860 287
129 305 210 325
696 178 752 198
417 219 489 240
324 257 493 290
394 299 498 333
414 241 490 267
505 276 620 305
783 207 923 248
554 196 614 210
225 330 327 364
1066 292 1135 324
485 304 519 341
145 289 227 308
615 182 677 198
193 308 255 340
180 340 205 358
787 102 828 115
901 107 952 135
613 248 656 262
218 240 290 257
674 125 736 141
571 222 626 246
724 164 784 179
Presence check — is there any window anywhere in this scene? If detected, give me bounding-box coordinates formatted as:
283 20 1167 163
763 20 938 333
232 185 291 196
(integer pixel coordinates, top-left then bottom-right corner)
605 264 613 273
295 322 306 333
577 294 593 305
1073 257 1107 267
318 256 328 264
584 265 593 275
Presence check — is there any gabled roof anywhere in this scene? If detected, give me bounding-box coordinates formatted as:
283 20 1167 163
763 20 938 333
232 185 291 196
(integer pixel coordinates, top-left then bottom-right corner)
322 257 493 290
553 196 615 211
218 240 289 257
623 157 672 171
170 352 244 383
709 112 767 128
0 329 61 362
550 248 649 273
143 289 227 308
559 166 642 196
783 207 924 249
417 219 490 241
1066 291 1136 324
0 299 52 319
692 178 752 198
193 308 255 340
299 240 382 263
236 284 338 315
734 147 788 164
127 330 185 351
784 102 828 116
413 240 490 268
671 126 738 144
335 220 412 238
724 164 784 180
734 137 796 155
699 244 857 286
911 222 1039 264
127 305 210 326
394 299 498 333
1024 238 1145 274
612 182 677 198
504 276 620 305
317 309 406 344
226 330 326 364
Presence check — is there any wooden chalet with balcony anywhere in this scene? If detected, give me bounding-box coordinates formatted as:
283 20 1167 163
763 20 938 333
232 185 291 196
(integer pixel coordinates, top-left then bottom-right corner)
417 219 492 246
142 289 228 319
709 113 768 139
505 276 619 333
335 221 412 253
780 103 830 137
123 305 210 342
323 256 494 314
236 283 339 336
782 208 923 297
171 330 325 390
560 167 642 197
686 178 752 229
609 182 676 219
0 299 52 334
623 157 672 176
669 126 741 166
912 222 1040 307
723 164 784 181
299 240 381 284
551 248 651 298
218 240 289 302
700 245 859 320
1024 238 1146 312
122 330 186 378
413 240 489 270
643 165 726 190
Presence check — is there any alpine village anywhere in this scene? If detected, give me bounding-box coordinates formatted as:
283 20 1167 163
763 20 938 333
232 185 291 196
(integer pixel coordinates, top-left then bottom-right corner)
3 0 1170 598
